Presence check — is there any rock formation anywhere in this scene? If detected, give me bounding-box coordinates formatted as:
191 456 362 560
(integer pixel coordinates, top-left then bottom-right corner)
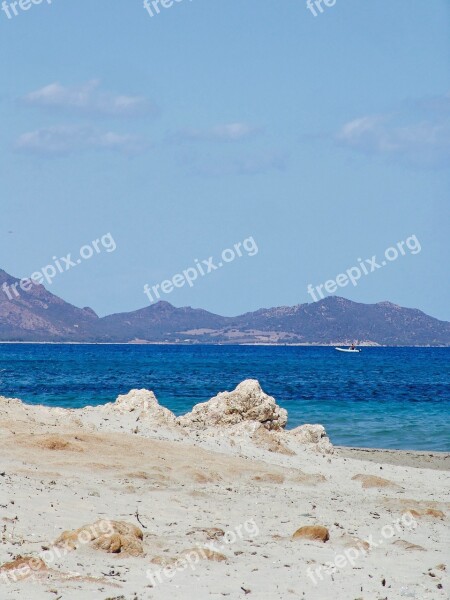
178 379 288 430
1 380 334 455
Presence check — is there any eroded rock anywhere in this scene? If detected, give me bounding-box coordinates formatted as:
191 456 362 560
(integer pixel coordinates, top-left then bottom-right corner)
53 520 144 557
178 380 288 430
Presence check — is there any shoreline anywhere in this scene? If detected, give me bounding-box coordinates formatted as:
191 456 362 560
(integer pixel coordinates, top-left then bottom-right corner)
2 394 449 454
0 341 449 347
1 391 448 454
337 446 450 471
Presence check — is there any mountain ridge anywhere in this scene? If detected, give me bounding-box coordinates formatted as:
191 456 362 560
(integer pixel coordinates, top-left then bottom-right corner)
0 268 449 345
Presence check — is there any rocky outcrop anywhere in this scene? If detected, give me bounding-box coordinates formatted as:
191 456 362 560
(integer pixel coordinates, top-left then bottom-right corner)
104 389 177 428
178 380 288 430
2 382 334 457
289 424 334 454
179 384 334 454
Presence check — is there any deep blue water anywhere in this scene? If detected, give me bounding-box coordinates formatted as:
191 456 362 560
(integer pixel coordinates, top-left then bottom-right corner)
0 344 448 451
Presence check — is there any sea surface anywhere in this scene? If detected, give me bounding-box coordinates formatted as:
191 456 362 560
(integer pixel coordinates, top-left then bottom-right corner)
0 344 448 451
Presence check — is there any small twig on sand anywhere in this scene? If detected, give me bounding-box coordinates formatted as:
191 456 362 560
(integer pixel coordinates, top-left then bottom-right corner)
135 509 147 529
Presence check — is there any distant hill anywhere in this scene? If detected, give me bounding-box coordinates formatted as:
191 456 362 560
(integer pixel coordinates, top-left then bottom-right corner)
0 269 98 342
0 268 449 345
226 297 450 345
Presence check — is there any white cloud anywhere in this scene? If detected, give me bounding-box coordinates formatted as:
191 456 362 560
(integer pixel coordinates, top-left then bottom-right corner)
174 122 262 142
14 125 146 156
22 81 155 118
336 94 450 168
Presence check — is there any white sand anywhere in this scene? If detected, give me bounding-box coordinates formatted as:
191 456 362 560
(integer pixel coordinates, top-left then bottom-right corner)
0 390 448 600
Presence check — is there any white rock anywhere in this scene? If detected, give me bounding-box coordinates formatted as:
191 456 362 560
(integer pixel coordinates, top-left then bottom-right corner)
178 379 288 430
104 389 177 427
289 424 334 454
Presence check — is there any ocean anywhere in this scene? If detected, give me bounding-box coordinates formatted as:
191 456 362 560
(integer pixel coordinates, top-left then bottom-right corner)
0 344 448 451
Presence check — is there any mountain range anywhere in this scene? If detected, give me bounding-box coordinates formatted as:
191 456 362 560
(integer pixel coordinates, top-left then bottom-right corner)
1 268 449 345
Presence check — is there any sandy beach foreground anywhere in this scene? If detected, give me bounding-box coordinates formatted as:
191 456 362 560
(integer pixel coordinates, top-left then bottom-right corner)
0 381 448 600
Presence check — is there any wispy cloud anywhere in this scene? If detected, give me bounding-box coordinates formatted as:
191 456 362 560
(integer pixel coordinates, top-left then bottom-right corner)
21 81 156 118
14 125 146 156
335 93 450 169
173 122 262 143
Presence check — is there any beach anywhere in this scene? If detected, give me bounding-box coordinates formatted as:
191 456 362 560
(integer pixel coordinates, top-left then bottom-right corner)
0 381 448 600
3 2 449 599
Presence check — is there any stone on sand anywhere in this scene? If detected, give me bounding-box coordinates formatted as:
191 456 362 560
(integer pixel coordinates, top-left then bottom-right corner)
292 525 330 542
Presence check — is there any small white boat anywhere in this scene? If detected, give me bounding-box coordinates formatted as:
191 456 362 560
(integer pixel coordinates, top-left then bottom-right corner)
335 347 361 353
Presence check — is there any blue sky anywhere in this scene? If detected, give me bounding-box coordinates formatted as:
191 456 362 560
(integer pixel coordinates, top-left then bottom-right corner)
1 0 449 319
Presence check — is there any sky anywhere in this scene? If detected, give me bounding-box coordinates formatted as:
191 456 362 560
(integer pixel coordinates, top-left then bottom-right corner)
1 0 449 320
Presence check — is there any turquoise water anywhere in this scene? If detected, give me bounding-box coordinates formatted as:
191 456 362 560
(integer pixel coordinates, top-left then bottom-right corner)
0 344 448 451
